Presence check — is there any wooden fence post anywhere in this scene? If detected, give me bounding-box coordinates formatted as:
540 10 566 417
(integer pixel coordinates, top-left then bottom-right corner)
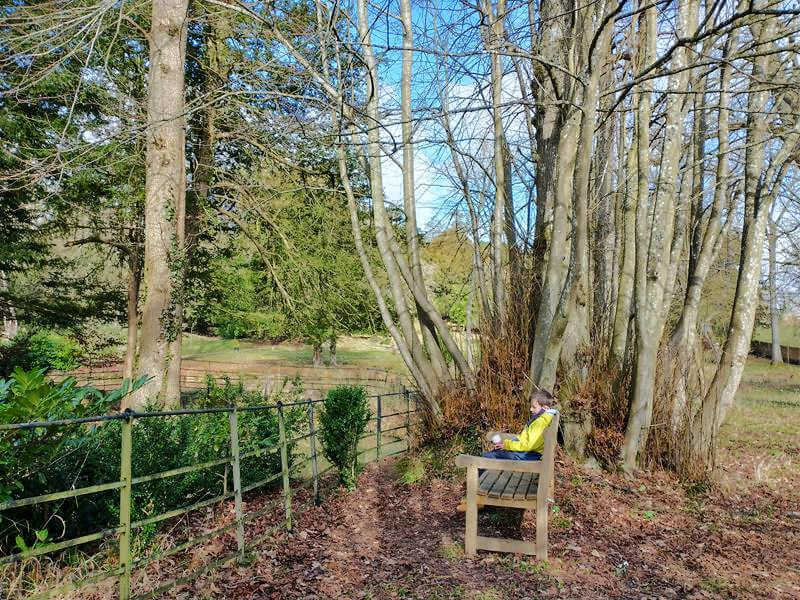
404 386 411 451
228 408 245 561
277 401 292 530
118 413 133 600
376 394 382 460
307 401 320 506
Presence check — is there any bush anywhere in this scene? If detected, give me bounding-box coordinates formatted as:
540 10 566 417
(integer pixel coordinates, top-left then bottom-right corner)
215 310 287 341
0 329 83 376
318 385 370 490
0 369 145 551
0 373 305 556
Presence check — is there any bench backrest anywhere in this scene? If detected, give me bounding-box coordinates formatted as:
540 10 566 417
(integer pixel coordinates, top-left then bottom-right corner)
537 411 559 498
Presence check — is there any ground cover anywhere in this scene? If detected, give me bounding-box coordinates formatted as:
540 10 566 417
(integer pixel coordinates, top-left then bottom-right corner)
7 358 798 599
752 321 800 348
161 358 800 599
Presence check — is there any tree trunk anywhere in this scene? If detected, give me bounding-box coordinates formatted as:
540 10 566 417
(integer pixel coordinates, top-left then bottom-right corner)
689 13 800 472
400 0 448 380
569 0 611 352
529 105 581 390
0 273 18 340
132 0 189 410
611 116 637 362
484 0 508 329
465 270 475 368
329 335 338 367
620 2 657 472
313 343 323 367
768 217 782 364
122 251 141 385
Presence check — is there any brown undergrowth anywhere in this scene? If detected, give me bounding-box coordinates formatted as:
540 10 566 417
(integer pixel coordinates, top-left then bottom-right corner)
438 326 532 439
557 343 631 467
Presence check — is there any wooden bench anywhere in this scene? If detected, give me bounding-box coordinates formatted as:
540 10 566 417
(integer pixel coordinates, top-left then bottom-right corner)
455 411 559 559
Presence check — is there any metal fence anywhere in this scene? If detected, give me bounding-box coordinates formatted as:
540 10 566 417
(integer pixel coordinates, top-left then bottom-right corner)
0 388 416 599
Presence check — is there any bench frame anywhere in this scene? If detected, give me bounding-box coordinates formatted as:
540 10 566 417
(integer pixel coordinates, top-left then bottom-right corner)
455 412 559 559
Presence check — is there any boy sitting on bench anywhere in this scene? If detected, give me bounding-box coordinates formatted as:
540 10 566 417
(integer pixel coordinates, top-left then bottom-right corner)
458 389 557 511
484 389 557 462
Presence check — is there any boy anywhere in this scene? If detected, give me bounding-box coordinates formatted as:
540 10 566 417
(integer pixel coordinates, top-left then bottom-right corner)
457 389 557 512
483 389 557 461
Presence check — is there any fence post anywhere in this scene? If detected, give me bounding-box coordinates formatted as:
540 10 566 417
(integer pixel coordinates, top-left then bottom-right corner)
277 401 292 530
118 412 133 600
307 400 320 506
228 408 245 561
403 386 411 451
376 394 382 460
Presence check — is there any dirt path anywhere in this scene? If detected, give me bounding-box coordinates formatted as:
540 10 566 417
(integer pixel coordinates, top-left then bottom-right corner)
190 447 799 600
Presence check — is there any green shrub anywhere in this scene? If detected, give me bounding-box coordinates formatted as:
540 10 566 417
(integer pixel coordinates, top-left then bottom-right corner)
215 310 287 341
0 373 305 556
318 385 371 490
0 329 83 376
0 369 145 551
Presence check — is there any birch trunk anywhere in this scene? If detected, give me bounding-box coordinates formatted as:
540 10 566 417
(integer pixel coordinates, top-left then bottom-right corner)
690 13 800 469
401 0 448 379
133 0 189 409
620 2 657 471
768 216 782 364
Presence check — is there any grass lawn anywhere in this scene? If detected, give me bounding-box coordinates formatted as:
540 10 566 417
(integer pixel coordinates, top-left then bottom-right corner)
717 357 800 489
181 333 408 373
752 320 800 347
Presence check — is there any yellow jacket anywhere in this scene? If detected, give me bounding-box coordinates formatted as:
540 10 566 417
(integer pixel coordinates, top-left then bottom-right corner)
503 409 557 453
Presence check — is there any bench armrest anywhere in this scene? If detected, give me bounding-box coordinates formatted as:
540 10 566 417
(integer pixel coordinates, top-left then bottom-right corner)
454 454 544 474
485 431 517 442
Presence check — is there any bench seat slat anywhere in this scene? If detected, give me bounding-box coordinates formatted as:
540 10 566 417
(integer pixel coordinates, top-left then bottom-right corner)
478 471 499 495
522 473 539 500
501 471 523 499
488 470 514 498
513 472 533 499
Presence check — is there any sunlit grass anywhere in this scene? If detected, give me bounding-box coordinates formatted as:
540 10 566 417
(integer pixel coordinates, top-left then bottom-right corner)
180 333 408 373
717 357 800 491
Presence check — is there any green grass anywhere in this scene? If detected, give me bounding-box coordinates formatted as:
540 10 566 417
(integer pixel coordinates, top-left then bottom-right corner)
180 333 408 373
717 357 800 486
751 319 800 347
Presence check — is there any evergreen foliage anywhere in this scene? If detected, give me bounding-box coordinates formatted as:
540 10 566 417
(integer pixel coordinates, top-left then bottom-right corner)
318 385 371 490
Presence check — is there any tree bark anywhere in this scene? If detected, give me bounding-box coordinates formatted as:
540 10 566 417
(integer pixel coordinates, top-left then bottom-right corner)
483 0 508 329
611 111 637 362
621 2 657 471
768 215 782 364
669 35 733 431
400 0 448 380
690 12 800 471
122 250 141 385
132 0 189 410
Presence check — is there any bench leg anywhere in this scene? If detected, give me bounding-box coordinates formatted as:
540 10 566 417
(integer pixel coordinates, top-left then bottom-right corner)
535 496 548 560
465 465 478 557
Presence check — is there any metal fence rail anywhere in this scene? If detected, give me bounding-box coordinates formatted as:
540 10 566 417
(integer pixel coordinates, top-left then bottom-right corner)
0 388 416 600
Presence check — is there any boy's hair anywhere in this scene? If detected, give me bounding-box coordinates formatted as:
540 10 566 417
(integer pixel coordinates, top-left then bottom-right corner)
530 388 555 406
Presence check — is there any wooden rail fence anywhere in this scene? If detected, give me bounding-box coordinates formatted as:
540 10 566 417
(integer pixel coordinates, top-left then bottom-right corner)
0 388 416 599
49 362 407 398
